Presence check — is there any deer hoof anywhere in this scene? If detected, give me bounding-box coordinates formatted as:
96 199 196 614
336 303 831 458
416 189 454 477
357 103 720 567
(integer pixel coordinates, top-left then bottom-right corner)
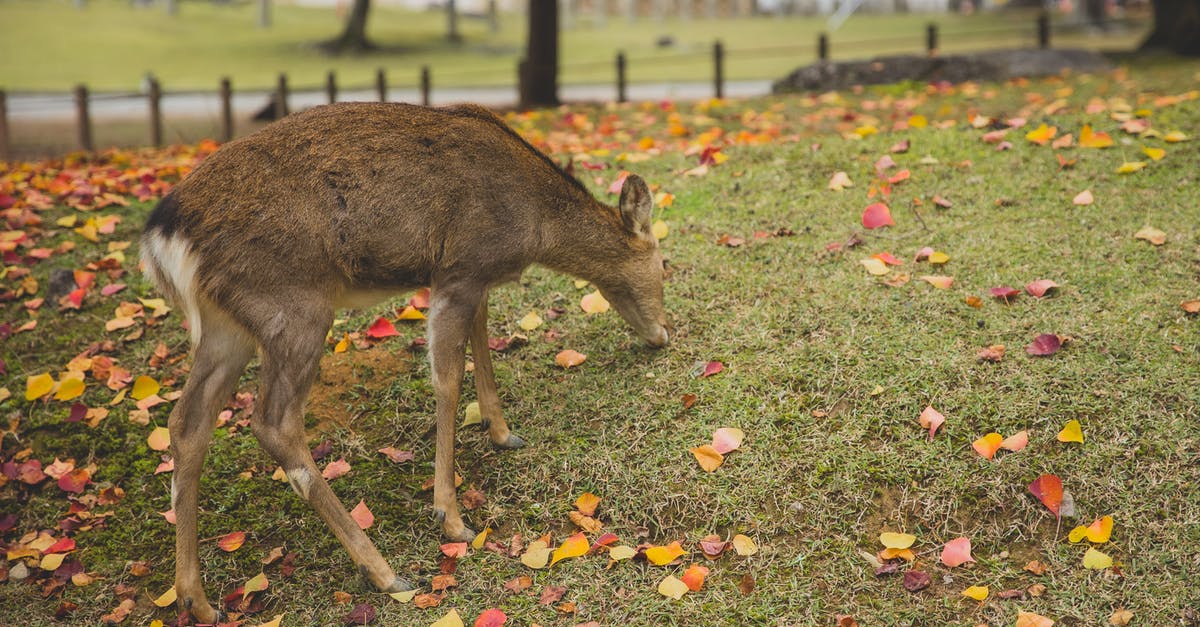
432 509 446 523
386 576 415 593
181 598 220 624
494 432 527 450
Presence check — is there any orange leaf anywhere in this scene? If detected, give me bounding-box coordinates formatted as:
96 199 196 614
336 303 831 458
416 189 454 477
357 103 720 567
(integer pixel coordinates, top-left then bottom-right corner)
972 432 1002 459
217 531 246 552
550 532 588 566
680 564 709 591
1000 430 1029 452
1016 612 1055 627
1025 123 1057 145
555 349 587 368
440 542 468 558
918 275 954 289
350 500 374 530
1029 474 1064 518
690 445 723 472
147 426 171 452
579 290 610 314
321 457 351 480
1079 123 1113 148
917 406 944 441
574 492 601 517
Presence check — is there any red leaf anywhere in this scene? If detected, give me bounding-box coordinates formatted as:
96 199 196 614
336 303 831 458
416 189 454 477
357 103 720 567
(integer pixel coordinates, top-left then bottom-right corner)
45 537 76 554
699 361 724 378
989 286 1020 300
862 203 895 229
366 317 399 339
475 608 508 627
1029 474 1064 518
57 468 90 493
1026 333 1062 356
343 602 376 625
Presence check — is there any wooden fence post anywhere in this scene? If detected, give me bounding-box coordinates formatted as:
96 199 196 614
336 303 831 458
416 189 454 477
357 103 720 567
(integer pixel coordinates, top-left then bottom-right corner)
376 67 387 102
275 73 289 119
219 77 233 142
713 39 724 99
326 71 337 104
616 51 627 103
1037 12 1050 49
926 23 938 55
148 75 163 147
818 32 829 61
421 66 431 106
75 84 93 152
0 90 9 162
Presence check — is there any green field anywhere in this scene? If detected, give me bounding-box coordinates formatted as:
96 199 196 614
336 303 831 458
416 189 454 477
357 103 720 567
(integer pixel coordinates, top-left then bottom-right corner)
2 59 1199 625
0 0 1149 92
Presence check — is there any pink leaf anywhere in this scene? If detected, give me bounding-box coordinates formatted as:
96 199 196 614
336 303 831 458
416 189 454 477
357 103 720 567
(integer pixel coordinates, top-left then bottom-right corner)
989 286 1020 300
862 203 895 229
1000 430 1029 452
914 246 934 262
711 427 744 454
1026 334 1062 356
699 361 724 378
440 542 468 558
940 537 974 567
1025 279 1059 298
918 406 945 441
350 500 374 530
475 608 508 627
322 457 352 480
378 447 415 463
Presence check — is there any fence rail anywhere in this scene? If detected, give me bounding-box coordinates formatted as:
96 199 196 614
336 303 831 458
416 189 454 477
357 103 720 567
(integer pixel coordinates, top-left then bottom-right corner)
0 13 1144 161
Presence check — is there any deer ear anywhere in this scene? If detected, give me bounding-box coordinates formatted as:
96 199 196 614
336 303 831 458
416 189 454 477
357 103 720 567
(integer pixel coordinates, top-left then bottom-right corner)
618 174 653 235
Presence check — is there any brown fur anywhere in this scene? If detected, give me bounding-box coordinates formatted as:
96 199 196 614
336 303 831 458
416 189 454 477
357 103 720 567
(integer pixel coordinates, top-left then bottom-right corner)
141 102 668 621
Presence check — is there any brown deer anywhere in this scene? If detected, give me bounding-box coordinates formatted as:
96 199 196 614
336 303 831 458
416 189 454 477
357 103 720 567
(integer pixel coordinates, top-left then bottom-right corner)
140 102 669 622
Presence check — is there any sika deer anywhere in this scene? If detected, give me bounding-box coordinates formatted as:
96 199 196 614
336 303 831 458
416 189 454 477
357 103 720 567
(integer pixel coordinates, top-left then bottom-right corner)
140 102 668 621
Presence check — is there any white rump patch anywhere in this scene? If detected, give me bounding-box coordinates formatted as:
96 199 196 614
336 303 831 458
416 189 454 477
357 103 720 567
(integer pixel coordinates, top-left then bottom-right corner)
286 467 312 500
142 231 203 345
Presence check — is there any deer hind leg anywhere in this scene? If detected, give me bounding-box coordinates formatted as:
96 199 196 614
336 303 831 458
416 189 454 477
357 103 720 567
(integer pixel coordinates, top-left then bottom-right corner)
249 307 410 593
468 293 525 449
172 308 255 623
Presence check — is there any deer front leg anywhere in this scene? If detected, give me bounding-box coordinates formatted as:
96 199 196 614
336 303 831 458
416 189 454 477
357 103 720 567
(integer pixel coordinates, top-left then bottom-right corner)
469 293 525 449
430 286 480 542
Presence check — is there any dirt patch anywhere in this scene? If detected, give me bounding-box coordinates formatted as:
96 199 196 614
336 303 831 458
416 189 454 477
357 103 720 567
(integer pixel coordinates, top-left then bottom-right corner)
306 346 415 434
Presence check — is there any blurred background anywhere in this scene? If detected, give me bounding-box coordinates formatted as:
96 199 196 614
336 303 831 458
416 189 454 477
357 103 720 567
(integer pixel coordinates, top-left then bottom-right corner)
0 0 1162 159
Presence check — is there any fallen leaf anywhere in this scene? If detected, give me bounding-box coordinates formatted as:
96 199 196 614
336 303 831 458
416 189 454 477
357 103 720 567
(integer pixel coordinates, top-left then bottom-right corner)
378 447 414 463
575 492 601 517
474 608 507 627
861 258 889 276
1142 146 1165 161
828 171 853 191
1029 474 1064 518
1079 124 1113 148
518 311 543 331
57 468 90 493
608 545 637 561
1116 161 1146 174
550 532 588 566
737 573 755 595
880 532 916 549
430 609 464 627
1068 515 1113 544
699 360 724 377
1072 190 1094 205
1026 334 1062 356
1025 123 1057 145
520 540 551 569
243 572 269 599
25 373 54 401
1082 547 1113 569
645 541 687 565
147 426 170 451
657 575 689 599
961 585 988 601
580 290 610 314
343 602 376 625
1057 419 1084 443
555 350 587 368
440 542 468 558
903 569 931 592
1109 608 1134 626
152 586 177 608
1016 611 1055 627
322 457 352 480
711 427 744 454
366 317 399 338
1025 279 1059 297
396 305 425 320
1000 430 1029 452
731 534 758 556
690 445 723 472
862 203 895 229
918 275 954 289
972 433 1003 459
350 500 374 530
918 406 945 441
217 531 246 552
680 564 709 591
977 344 1006 362
941 537 974 567
1134 226 1166 245
387 590 416 603
651 220 669 241
538 584 566 605
130 376 160 401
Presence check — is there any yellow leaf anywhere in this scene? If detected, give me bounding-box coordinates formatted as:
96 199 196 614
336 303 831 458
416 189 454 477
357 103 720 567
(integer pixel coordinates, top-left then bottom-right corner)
1069 515 1113 544
1083 547 1113 570
518 311 543 331
1116 161 1146 174
608 545 637 561
520 540 551 569
655 192 674 208
388 589 416 603
462 401 482 427
579 290 610 314
152 586 177 608
54 376 85 401
854 125 878 137
56 215 78 228
1164 130 1188 142
39 552 66 571
879 547 915 561
242 572 269 599
732 534 758 556
130 376 160 401
471 527 491 550
430 609 465 627
879 532 916 550
1079 124 1114 148
928 251 950 265
657 575 689 600
1057 419 1084 443
573 279 590 289
645 541 686 566
1025 123 1057 145
575 492 601 516
148 426 171 451
25 373 54 401
397 305 425 320
861 258 889 276
1142 146 1166 161
75 218 99 242
334 333 350 353
961 585 989 601
908 114 928 128
550 532 589 566
651 220 669 241
253 615 285 627
972 432 1003 459
690 445 723 472
918 275 954 289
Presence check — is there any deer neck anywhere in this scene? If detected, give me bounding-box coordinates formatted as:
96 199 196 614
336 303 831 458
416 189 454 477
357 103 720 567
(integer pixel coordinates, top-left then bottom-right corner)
534 195 632 289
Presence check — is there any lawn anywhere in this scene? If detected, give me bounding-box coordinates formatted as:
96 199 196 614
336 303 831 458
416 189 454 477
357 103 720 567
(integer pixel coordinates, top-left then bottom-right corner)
2 59 1199 625
0 0 1149 92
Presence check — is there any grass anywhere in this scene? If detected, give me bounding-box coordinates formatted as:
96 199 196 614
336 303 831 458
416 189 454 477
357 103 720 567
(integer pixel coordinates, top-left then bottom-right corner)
2 61 1200 625
0 0 1149 92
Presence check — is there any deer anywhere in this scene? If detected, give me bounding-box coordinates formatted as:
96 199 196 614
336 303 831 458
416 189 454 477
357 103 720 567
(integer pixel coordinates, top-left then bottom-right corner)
140 101 669 622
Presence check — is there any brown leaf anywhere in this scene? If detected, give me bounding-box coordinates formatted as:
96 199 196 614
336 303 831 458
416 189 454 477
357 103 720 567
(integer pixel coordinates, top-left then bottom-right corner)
681 394 698 409
333 591 353 604
1027 583 1047 597
1024 560 1047 575
737 573 755 595
413 592 444 609
128 561 150 577
1109 608 1134 626
996 588 1025 599
557 601 577 614
977 344 1006 362
431 574 457 592
902 569 931 592
460 488 486 511
539 585 567 605
503 576 532 593
568 511 603 533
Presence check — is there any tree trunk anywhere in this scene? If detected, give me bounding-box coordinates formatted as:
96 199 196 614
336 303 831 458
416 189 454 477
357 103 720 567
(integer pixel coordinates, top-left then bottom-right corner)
322 0 374 54
519 0 560 108
1140 0 1200 55
448 0 462 43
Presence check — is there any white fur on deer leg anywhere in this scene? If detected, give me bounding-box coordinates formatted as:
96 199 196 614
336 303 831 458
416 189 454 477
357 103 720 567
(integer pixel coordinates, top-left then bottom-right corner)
170 476 178 510
141 232 203 344
286 467 312 500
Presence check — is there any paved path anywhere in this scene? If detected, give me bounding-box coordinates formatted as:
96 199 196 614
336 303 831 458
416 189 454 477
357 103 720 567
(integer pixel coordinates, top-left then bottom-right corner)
8 80 774 122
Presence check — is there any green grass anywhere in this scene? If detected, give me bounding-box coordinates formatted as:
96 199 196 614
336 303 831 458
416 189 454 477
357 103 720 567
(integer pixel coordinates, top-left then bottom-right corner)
2 62 1199 625
0 0 1149 92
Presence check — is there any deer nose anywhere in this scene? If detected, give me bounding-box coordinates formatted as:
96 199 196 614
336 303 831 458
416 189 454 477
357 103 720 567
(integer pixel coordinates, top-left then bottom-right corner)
646 325 669 348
